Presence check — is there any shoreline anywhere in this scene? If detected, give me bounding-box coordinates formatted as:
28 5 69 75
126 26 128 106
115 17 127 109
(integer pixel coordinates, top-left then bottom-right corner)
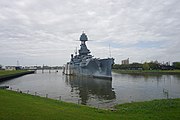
113 69 180 75
0 70 35 82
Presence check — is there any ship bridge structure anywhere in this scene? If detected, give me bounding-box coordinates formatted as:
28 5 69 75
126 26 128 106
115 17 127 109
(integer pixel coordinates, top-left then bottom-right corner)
79 32 91 56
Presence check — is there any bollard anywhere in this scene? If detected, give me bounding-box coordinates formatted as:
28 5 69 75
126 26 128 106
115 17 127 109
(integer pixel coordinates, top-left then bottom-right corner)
163 88 169 99
130 96 133 103
27 90 29 94
35 92 37 96
78 99 81 104
46 94 48 98
10 87 12 90
166 90 169 99
59 96 61 101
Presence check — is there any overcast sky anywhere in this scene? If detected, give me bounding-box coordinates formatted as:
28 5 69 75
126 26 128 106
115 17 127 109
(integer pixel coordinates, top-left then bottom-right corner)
0 0 180 66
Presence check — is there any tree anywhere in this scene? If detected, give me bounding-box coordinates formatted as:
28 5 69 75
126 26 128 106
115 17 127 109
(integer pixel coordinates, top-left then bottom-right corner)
143 62 150 70
148 61 160 70
173 62 180 69
113 64 121 69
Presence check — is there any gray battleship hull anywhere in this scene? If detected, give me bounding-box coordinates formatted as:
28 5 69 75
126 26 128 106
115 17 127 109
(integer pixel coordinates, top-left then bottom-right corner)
63 58 114 79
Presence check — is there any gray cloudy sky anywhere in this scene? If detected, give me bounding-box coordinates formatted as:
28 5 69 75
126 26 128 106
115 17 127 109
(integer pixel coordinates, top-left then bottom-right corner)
0 0 180 66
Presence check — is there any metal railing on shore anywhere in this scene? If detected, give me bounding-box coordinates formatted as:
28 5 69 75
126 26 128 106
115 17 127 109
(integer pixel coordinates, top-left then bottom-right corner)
9 87 64 101
3 86 176 110
6 87 116 109
7 87 92 107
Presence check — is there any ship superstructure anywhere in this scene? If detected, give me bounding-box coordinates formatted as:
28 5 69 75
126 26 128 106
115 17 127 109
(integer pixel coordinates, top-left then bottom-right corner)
63 32 114 79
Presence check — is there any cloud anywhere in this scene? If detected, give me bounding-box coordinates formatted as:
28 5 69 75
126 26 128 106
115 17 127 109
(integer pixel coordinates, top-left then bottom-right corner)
0 0 180 66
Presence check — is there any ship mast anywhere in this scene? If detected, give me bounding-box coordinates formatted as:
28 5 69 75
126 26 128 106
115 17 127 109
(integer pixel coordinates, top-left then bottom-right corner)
109 44 111 57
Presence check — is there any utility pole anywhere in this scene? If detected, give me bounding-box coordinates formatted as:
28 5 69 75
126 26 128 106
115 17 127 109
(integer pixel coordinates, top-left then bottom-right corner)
17 60 19 66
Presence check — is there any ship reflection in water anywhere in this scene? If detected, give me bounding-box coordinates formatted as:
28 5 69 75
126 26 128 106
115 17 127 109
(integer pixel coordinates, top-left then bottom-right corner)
64 75 116 107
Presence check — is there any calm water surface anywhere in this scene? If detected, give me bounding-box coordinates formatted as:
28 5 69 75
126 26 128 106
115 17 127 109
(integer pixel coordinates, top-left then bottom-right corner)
1 70 180 108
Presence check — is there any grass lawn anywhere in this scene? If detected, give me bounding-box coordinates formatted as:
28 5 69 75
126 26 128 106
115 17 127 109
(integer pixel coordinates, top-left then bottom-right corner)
0 70 34 81
0 70 29 77
0 89 180 120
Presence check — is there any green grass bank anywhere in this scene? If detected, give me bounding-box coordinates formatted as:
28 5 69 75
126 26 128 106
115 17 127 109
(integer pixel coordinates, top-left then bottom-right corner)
113 69 180 75
0 70 35 82
0 89 180 120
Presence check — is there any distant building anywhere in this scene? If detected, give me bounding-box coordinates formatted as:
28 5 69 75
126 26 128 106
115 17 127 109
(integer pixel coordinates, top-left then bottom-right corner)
24 66 37 70
5 66 16 70
122 58 129 65
5 66 22 70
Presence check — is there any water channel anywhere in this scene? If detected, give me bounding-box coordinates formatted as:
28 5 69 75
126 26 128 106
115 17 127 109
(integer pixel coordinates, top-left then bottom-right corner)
1 70 180 108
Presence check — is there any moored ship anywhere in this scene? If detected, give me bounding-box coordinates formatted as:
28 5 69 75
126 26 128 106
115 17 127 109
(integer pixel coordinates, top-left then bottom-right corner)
63 32 114 79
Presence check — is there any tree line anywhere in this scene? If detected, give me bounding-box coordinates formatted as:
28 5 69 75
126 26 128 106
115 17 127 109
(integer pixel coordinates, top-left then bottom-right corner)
113 62 180 70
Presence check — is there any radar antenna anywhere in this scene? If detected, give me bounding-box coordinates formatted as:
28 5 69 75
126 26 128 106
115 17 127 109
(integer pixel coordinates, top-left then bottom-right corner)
75 47 77 55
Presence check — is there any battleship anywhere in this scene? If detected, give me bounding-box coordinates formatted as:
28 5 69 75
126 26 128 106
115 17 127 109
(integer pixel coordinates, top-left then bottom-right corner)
63 32 114 79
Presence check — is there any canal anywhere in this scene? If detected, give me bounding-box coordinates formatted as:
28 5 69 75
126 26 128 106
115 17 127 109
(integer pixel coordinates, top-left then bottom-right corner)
0 70 180 108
